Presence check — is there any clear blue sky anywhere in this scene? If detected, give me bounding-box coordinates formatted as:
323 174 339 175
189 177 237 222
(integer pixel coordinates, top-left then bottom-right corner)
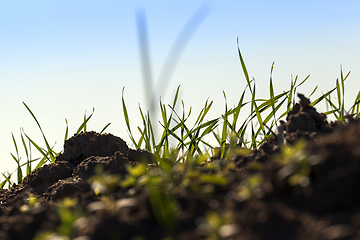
1 1 360 180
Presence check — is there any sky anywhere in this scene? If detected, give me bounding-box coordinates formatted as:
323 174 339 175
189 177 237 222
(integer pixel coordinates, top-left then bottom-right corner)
1 1 360 182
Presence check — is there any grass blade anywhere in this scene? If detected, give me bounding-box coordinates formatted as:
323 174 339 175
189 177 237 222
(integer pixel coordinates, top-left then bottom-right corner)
64 119 69 141
23 132 51 165
237 38 251 90
76 108 94 134
122 87 139 148
23 102 56 162
100 123 111 134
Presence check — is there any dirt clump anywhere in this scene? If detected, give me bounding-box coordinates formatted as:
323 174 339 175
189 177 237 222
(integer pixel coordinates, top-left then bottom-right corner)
0 94 360 240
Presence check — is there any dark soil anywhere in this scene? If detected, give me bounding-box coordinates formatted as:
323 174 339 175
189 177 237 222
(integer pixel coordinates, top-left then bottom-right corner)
1 94 360 240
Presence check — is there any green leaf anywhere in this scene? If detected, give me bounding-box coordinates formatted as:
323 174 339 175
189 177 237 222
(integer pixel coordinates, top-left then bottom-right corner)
22 102 56 162
76 108 94 134
200 174 228 186
100 123 111 134
237 38 251 91
64 119 69 141
23 132 51 164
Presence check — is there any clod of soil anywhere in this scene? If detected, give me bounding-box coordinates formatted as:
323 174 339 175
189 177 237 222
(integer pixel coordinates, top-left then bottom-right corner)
1 94 360 240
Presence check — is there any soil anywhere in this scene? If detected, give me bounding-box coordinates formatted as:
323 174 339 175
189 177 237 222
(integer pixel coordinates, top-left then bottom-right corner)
1 93 360 240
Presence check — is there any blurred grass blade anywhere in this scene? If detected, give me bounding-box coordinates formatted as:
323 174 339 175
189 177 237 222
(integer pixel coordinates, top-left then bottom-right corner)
155 3 212 101
136 8 154 110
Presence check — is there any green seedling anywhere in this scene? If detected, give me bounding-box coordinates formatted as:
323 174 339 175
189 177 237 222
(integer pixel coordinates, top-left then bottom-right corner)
55 198 83 237
273 139 322 187
237 173 265 201
120 161 179 237
33 197 84 240
19 193 43 213
90 164 121 197
197 210 237 240
120 163 147 189
2 105 110 188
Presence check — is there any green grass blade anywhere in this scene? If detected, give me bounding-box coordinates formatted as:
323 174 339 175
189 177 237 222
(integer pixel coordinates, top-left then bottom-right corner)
309 85 318 98
251 121 256 149
340 67 346 121
64 119 69 141
122 87 139 148
146 112 156 151
350 91 360 116
269 62 276 125
232 89 246 129
251 84 265 135
76 108 94 134
11 133 23 184
323 109 340 116
2 173 12 189
20 131 29 160
336 79 342 118
237 38 251 91
83 110 87 132
0 179 6 189
310 86 338 107
220 91 228 158
10 152 23 184
11 133 20 161
22 102 55 162
296 75 310 88
35 156 47 170
100 123 111 134
23 132 51 164
20 131 32 175
194 100 213 126
287 78 295 112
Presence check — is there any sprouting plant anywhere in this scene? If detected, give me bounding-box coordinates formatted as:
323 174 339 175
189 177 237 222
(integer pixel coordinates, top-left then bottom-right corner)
120 163 147 189
273 139 322 187
90 164 121 197
33 197 84 240
323 67 360 122
148 184 178 237
55 198 83 237
237 173 265 201
120 161 180 237
19 193 43 213
1 104 110 188
1 172 12 189
197 210 238 240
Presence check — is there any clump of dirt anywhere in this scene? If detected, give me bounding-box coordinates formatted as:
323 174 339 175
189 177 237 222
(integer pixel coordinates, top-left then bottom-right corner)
1 94 360 240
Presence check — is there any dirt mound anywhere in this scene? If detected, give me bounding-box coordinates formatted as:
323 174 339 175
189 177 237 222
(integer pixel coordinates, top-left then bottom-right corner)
0 94 359 240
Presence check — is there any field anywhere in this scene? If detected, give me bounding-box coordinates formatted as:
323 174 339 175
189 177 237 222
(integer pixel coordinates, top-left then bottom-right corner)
0 47 360 239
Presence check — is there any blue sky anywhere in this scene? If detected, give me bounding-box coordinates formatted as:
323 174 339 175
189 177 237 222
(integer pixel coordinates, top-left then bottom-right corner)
1 1 360 180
